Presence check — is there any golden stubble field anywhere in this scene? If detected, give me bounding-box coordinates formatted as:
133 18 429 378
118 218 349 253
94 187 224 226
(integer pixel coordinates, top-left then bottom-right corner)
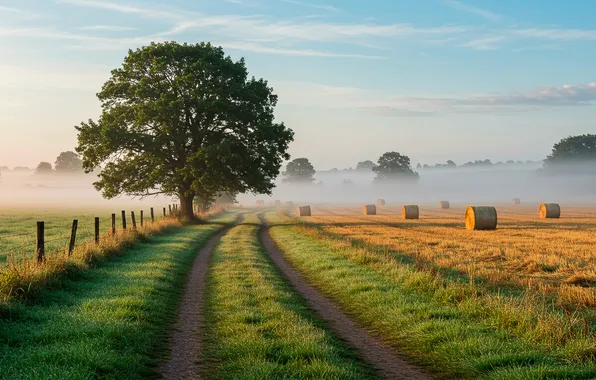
305 203 596 308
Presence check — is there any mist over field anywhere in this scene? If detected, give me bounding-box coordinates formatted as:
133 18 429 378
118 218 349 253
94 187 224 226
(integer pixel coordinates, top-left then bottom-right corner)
0 171 173 210
240 163 596 206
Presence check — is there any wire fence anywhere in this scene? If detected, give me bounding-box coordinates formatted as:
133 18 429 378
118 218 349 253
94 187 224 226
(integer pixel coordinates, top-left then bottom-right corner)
0 204 179 265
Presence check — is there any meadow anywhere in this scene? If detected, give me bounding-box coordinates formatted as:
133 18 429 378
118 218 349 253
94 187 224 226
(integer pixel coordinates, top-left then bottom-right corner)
264 203 596 378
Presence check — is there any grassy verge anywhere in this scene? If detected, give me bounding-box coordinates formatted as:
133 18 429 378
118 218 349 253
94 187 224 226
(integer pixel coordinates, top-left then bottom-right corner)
0 224 222 379
0 210 236 303
202 214 376 379
267 213 596 380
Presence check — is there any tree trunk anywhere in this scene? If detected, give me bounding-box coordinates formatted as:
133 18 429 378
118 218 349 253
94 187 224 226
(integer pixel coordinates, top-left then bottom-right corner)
179 191 196 221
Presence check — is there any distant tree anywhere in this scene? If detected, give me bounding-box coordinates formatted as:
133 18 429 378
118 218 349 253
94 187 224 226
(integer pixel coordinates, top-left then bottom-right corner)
356 160 377 171
55 151 83 173
372 152 419 183
546 135 596 165
215 192 237 205
283 158 316 183
13 166 31 172
446 160 456 168
342 178 353 186
423 164 430 169
0 166 9 172
75 42 293 220
35 162 53 175
416 163 422 169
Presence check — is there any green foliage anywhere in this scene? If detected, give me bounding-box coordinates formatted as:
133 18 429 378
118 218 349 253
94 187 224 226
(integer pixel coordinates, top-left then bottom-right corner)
35 161 53 174
282 157 316 183
545 134 596 167
54 151 83 173
75 42 293 219
203 217 375 379
372 151 419 182
356 160 376 171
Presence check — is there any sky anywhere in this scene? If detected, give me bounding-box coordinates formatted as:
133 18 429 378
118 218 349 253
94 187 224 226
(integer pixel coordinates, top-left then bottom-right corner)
1 0 595 170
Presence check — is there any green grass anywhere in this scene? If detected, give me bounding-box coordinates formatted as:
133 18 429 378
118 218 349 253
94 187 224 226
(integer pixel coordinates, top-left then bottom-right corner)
267 213 596 380
0 208 170 266
0 224 221 379
202 214 376 379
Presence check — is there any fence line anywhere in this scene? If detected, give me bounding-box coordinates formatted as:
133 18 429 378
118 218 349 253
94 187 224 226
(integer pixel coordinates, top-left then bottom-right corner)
0 204 179 264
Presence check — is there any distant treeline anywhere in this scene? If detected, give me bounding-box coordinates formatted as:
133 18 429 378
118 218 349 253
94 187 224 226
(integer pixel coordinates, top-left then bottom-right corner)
0 151 86 175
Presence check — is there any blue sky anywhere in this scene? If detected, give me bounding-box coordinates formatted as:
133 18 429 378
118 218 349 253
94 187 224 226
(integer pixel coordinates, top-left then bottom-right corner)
1 0 595 170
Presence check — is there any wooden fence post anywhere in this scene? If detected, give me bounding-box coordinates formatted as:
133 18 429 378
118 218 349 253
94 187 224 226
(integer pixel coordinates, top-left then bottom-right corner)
163 207 166 217
36 221 44 263
140 210 144 227
121 210 127 230
111 213 116 235
131 211 137 230
95 217 100 245
169 205 172 215
150 207 155 223
68 219 78 256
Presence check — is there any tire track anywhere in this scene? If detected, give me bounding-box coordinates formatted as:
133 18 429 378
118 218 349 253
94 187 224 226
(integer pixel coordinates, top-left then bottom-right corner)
258 215 430 380
159 216 242 380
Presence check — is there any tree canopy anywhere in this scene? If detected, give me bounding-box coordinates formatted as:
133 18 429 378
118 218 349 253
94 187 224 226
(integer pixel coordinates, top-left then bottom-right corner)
55 151 83 173
356 160 376 171
283 158 316 183
545 134 596 164
76 42 294 219
372 152 419 183
35 162 53 174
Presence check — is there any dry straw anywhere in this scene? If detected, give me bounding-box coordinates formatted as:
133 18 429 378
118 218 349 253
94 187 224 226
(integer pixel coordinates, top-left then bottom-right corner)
297 205 311 216
465 206 497 230
539 203 560 219
439 201 450 209
402 205 419 220
377 199 386 206
363 205 377 215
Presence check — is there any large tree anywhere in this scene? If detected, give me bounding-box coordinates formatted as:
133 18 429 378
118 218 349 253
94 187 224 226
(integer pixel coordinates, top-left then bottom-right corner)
55 151 83 173
372 152 419 183
76 42 293 219
282 158 316 183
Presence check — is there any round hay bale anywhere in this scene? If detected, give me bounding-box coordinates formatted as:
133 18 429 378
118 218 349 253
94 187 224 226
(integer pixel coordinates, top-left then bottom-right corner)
363 205 376 215
285 201 294 207
297 205 311 216
274 200 282 206
256 200 265 206
402 205 419 220
512 198 521 205
377 199 386 206
465 206 497 230
439 201 450 209
539 203 560 219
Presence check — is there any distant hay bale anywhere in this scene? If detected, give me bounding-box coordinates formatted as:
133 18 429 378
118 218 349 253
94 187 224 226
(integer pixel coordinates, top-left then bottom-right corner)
439 201 450 209
274 200 281 206
402 205 419 220
539 203 560 219
512 198 521 205
256 200 265 207
465 206 497 231
363 205 376 215
285 201 294 207
377 199 386 206
297 205 311 216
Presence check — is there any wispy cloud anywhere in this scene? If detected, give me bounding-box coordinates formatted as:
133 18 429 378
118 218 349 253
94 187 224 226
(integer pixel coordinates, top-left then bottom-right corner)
79 25 138 31
56 0 184 20
460 35 505 50
276 80 596 116
512 28 596 40
281 0 342 13
0 6 22 13
214 41 384 59
444 0 503 22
